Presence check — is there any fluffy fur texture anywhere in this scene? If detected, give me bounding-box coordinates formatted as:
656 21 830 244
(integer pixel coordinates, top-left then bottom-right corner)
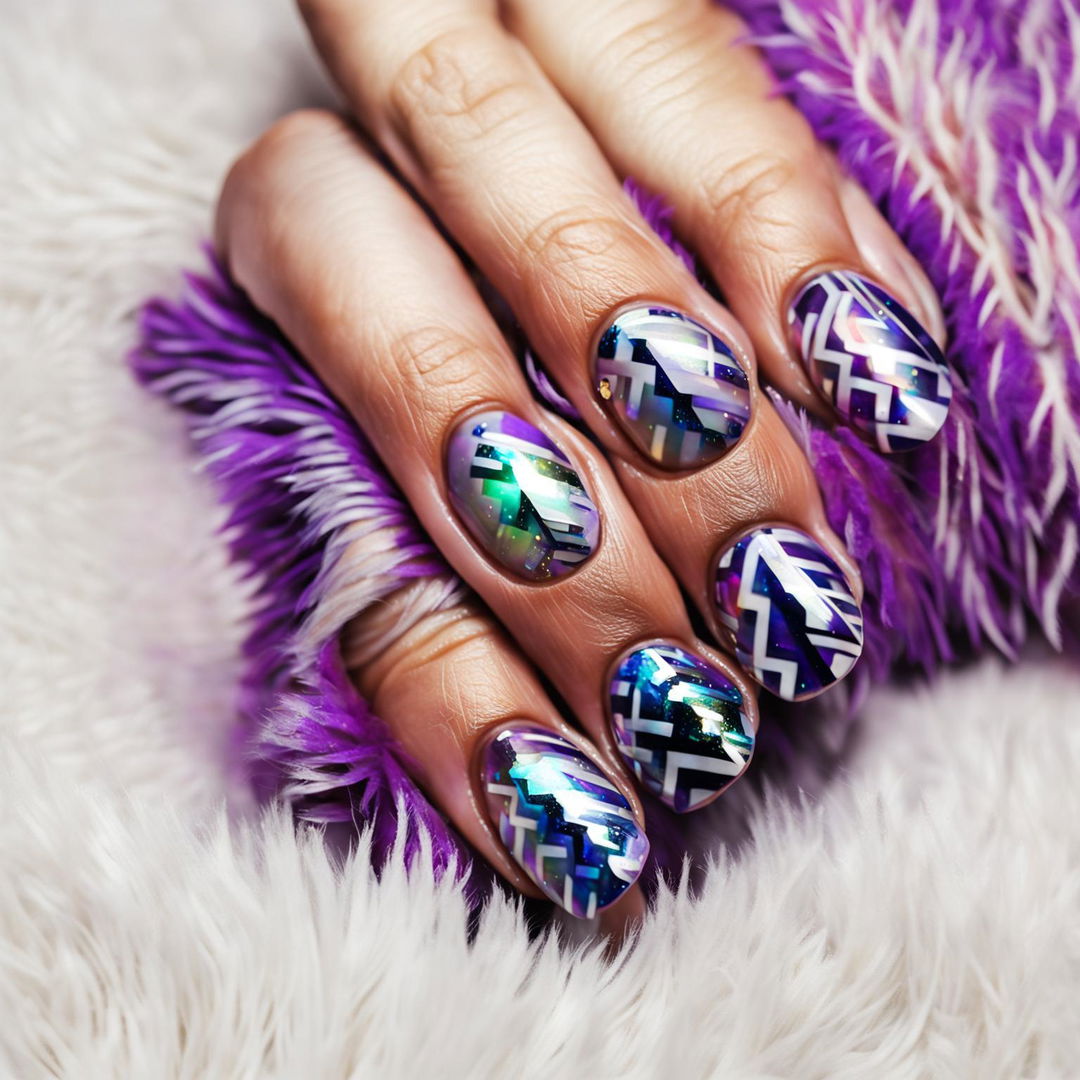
732 0 1080 661
4 662 1079 1076
3 0 1079 1075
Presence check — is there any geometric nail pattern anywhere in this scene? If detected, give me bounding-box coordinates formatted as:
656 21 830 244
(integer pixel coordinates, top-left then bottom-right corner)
446 410 600 581
482 726 650 919
714 526 864 702
595 306 751 469
610 643 753 813
789 270 952 453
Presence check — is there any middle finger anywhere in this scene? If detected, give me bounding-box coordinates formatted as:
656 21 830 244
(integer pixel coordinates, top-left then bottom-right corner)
300 0 866 700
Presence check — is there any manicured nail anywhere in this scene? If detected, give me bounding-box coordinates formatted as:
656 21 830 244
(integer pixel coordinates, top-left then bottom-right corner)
788 270 952 453
713 526 863 702
595 305 751 470
610 643 753 813
481 725 649 918
446 410 599 581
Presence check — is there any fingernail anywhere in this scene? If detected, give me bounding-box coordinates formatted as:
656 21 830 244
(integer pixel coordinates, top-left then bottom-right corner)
788 270 952 453
713 526 864 702
610 642 754 813
446 410 600 581
481 725 649 918
595 305 751 470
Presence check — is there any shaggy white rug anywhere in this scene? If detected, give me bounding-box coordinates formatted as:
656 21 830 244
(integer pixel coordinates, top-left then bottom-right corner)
2 0 1078 1076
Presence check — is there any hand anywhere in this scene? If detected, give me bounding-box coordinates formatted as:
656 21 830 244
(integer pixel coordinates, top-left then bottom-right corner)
213 0 950 920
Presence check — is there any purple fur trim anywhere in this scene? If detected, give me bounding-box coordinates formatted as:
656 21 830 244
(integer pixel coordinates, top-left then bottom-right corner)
524 349 581 421
132 259 466 870
625 178 698 275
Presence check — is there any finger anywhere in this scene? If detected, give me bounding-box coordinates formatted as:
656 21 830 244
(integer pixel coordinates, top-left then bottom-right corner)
299 0 758 474
509 0 953 454
216 110 759 806
297 3 866 697
341 577 649 919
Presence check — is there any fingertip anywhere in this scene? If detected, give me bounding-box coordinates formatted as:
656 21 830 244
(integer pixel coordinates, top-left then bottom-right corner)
597 881 647 944
837 174 948 350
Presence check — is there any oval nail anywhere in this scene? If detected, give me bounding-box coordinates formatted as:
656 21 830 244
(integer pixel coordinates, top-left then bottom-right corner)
480 725 649 918
713 526 864 701
595 305 751 470
610 642 754 813
446 410 600 581
788 270 952 453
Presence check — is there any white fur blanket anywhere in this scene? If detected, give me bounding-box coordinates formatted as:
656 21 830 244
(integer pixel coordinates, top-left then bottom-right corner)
2 0 1077 1075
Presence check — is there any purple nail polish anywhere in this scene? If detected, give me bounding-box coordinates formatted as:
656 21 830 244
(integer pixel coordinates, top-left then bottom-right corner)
446 410 599 581
610 642 753 812
789 270 951 453
713 526 864 701
481 725 649 918
595 305 751 469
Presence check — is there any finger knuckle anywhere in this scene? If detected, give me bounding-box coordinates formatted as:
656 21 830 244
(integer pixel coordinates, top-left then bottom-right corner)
346 586 500 709
522 207 627 287
699 150 802 240
387 28 532 146
386 323 486 398
604 2 701 69
229 109 347 193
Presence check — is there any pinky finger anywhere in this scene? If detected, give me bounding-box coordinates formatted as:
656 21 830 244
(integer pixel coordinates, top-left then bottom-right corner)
342 580 650 921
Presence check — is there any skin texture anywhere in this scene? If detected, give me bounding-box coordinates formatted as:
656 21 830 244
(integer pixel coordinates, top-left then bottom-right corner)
214 0 945 915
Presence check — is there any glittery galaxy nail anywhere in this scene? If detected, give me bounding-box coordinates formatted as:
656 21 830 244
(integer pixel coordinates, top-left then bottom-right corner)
789 270 951 453
610 643 753 813
446 410 599 581
481 725 649 918
595 305 751 470
713 526 863 702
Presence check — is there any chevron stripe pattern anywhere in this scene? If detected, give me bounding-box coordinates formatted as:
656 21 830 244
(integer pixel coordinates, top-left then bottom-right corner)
714 527 864 702
595 305 751 469
789 270 952 454
482 727 649 918
446 411 599 581
610 644 753 813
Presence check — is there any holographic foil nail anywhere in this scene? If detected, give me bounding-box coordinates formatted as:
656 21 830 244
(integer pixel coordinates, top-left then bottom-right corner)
713 526 863 702
610 643 753 813
595 305 751 470
446 410 599 581
788 270 951 453
481 725 649 918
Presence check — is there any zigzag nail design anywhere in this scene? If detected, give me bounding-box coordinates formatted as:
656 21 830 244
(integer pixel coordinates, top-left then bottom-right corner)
481 726 649 918
595 305 751 469
713 527 864 701
789 270 952 453
610 643 753 813
447 411 599 581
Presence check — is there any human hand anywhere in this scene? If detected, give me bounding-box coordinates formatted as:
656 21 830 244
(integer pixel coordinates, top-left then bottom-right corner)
214 0 950 920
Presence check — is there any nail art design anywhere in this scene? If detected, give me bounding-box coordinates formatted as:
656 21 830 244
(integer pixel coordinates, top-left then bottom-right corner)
446 410 599 581
610 643 753 813
789 270 952 453
595 306 751 469
482 726 649 918
713 526 863 702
